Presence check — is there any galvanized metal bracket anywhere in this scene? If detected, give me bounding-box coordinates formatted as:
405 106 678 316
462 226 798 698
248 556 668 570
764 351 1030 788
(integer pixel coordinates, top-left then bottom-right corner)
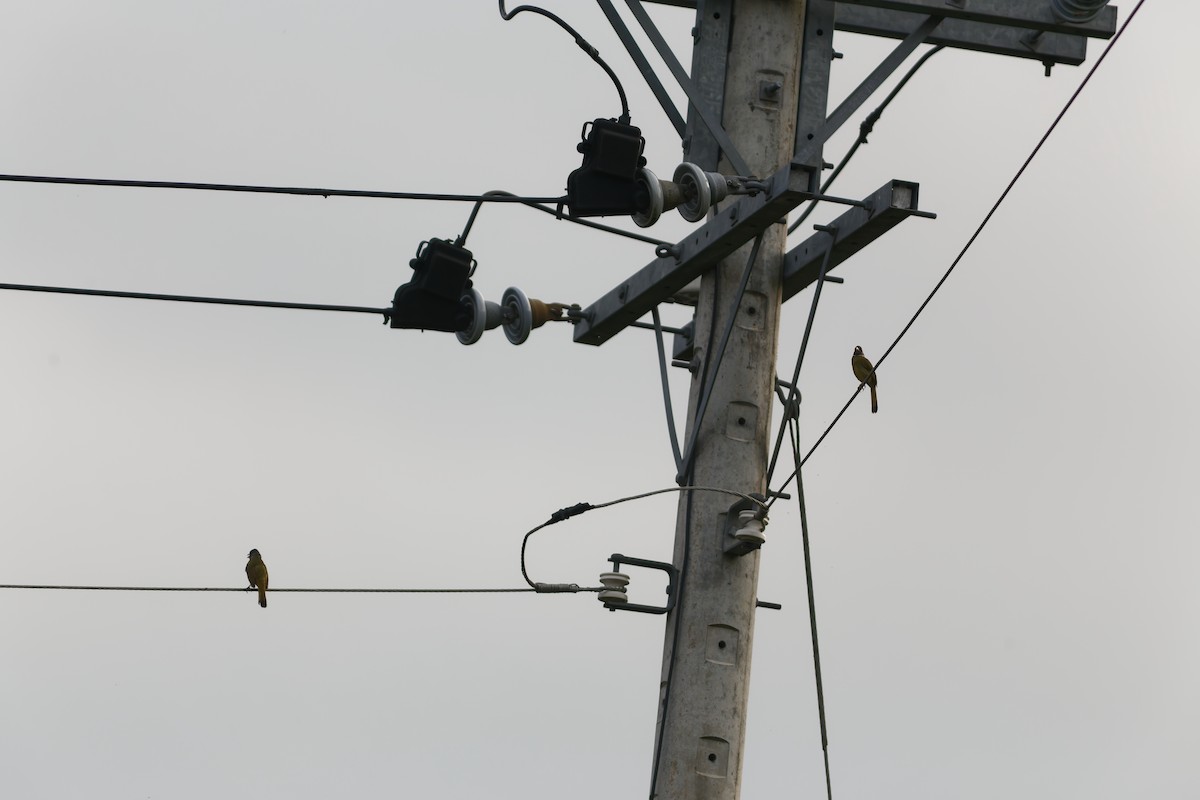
653 177 931 361
783 178 932 302
794 0 838 174
683 0 734 171
722 497 767 557
602 553 679 614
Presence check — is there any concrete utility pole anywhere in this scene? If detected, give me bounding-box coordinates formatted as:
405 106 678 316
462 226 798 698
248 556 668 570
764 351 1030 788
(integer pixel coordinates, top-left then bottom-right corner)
651 3 807 798
577 3 1116 798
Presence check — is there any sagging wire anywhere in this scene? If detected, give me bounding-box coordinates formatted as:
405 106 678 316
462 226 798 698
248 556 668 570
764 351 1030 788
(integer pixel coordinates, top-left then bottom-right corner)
769 0 1147 508
675 233 766 484
0 173 563 204
787 413 834 800
457 189 673 250
0 584 535 594
0 173 671 249
498 1 631 123
788 44 945 236
765 224 838 489
649 464 697 799
652 305 685 471
646 233 763 793
0 282 390 320
456 190 513 248
518 485 767 592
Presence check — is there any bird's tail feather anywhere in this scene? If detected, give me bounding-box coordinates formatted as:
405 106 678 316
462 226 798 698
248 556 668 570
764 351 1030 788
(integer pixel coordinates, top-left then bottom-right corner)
870 385 878 414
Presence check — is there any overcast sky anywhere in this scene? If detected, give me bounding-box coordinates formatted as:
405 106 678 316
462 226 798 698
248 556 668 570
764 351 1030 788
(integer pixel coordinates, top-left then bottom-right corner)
1 2 1194 799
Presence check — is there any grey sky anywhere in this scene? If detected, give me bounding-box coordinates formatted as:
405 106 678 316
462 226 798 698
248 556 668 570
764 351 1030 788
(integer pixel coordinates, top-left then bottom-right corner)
1 2 1195 798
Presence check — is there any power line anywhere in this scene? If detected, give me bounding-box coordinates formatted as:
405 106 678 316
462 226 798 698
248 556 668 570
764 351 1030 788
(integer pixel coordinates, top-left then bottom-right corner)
787 415 834 800
674 234 765 483
456 188 672 249
0 282 390 318
0 584 536 593
651 305 684 469
0 172 563 204
765 225 838 489
768 0 1146 506
0 173 671 249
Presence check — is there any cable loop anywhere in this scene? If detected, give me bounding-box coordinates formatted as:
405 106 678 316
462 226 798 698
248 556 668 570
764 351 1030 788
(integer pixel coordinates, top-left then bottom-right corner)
497 1 631 122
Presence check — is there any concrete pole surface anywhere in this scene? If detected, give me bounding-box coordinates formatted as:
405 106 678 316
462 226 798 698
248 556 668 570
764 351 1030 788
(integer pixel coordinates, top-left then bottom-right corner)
651 2 806 799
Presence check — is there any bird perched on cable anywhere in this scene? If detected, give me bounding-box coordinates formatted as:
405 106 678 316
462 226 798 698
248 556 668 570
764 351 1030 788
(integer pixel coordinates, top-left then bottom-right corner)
245 549 269 608
851 346 878 414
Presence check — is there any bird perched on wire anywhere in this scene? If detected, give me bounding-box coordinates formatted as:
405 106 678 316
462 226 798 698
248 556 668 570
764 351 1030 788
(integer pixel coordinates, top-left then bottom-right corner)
851 346 878 414
245 549 269 608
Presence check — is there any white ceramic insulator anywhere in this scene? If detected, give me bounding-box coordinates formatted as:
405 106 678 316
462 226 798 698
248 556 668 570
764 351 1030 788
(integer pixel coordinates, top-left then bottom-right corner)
599 572 630 590
598 571 630 604
734 509 767 546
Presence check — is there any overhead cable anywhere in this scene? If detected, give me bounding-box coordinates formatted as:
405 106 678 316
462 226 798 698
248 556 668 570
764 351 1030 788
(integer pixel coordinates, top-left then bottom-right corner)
0 173 563 204
0 282 389 318
0 173 670 249
765 224 837 488
498 1 631 123
769 0 1146 505
519 485 767 591
787 415 834 800
674 234 765 484
0 584 535 594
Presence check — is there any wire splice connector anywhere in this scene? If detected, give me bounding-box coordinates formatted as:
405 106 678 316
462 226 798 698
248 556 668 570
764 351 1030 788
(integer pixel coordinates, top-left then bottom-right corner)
533 583 585 593
549 502 594 524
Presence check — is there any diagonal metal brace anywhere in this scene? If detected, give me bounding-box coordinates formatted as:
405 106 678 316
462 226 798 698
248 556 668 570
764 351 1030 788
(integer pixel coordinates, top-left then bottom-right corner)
573 161 819 346
621 0 752 177
595 0 687 135
795 14 943 165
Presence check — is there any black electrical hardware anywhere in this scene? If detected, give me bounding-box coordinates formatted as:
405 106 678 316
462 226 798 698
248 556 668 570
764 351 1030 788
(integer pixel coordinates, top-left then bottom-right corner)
564 118 650 218
388 238 476 332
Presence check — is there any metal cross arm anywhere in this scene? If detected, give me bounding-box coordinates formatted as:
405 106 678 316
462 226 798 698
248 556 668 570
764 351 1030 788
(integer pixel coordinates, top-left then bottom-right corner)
782 179 932 302
835 5 1104 65
572 161 819 346
669 177 930 363
835 0 1118 39
643 0 1113 66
